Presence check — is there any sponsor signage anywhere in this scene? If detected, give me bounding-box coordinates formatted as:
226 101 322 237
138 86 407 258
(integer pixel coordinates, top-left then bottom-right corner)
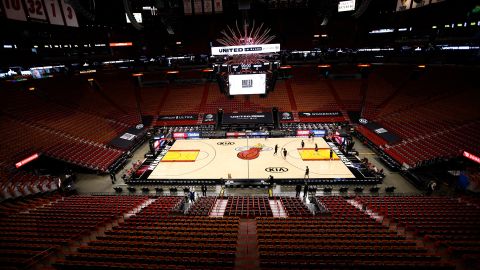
15 153 40 168
226 132 246 137
158 114 198 121
119 133 136 141
297 130 326 137
338 0 356 12
173 132 200 139
298 111 343 117
173 132 187 139
265 167 289 173
327 142 353 167
359 118 368 124
280 112 293 121
217 141 235 146
109 42 133 47
222 112 274 124
247 132 268 136
463 151 480 164
202 113 216 123
186 132 200 138
211 43 281 56
359 120 401 144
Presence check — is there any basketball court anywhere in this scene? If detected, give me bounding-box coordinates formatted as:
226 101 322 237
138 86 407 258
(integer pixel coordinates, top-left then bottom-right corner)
147 137 355 180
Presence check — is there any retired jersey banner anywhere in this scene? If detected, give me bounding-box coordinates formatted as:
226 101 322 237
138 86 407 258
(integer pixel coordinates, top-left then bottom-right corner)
193 0 202 14
2 0 27 21
44 0 64 25
25 0 48 21
183 0 192 15
203 0 212 13
59 0 78 27
214 0 222 13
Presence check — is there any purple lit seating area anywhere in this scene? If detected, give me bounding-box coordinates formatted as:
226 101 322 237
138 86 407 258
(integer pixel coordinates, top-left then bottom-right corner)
55 196 239 270
0 195 147 270
356 196 480 264
257 196 453 269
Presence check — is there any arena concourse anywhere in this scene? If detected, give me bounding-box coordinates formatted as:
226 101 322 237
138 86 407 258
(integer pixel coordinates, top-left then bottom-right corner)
1 0 480 269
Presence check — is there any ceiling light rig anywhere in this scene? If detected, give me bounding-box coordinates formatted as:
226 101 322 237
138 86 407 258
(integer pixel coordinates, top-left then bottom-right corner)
217 20 276 65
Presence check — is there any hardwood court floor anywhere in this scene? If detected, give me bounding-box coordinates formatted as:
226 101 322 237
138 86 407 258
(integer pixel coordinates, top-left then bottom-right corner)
148 138 355 180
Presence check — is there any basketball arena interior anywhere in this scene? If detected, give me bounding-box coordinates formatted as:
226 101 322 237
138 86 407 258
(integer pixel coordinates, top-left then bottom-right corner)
1 0 480 269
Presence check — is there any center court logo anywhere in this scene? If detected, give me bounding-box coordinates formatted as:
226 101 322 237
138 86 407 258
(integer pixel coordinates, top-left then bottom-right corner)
236 143 272 160
265 167 288 173
217 141 235 146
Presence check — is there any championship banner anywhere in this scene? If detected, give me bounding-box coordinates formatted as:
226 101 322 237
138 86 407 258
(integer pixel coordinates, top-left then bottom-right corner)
411 0 429 8
298 111 342 118
222 112 274 124
2 0 27 21
193 0 202 14
203 0 212 13
214 0 222 13
396 0 412 12
59 0 78 27
183 0 192 15
211 44 281 56
338 0 355 12
158 114 198 121
25 0 48 21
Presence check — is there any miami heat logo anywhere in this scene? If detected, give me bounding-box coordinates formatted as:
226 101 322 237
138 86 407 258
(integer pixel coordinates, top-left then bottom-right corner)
236 143 272 160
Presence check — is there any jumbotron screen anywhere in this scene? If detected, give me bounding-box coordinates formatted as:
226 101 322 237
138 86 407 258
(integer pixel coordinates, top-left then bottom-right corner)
229 74 266 95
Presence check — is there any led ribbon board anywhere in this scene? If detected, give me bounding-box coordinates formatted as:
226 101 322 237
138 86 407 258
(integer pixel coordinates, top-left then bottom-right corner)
211 44 280 56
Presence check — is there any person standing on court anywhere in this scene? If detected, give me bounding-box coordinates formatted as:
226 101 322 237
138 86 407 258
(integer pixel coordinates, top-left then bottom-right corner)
304 166 310 179
274 144 278 156
201 184 207 196
303 181 309 198
301 140 305 149
268 175 274 186
330 149 334 160
315 143 318 152
295 184 302 197
283 148 288 159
